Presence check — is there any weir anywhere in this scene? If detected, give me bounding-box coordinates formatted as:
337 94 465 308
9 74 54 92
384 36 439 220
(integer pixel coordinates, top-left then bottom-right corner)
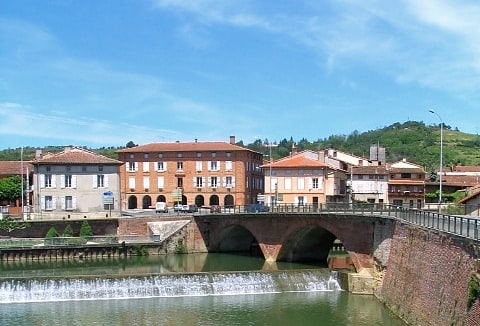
0 270 341 303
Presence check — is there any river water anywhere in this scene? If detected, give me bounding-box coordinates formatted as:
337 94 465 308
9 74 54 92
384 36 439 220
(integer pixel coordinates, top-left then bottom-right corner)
0 253 405 326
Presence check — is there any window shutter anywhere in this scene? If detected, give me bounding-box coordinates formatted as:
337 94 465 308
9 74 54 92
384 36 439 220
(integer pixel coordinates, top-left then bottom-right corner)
308 178 313 190
207 177 211 187
93 175 98 188
193 177 196 187
52 196 57 210
202 177 206 188
158 176 164 188
134 162 139 171
143 177 150 189
143 162 149 172
51 175 56 188
222 177 226 187
61 196 66 210
226 161 232 171
196 161 202 172
129 177 135 189
232 177 236 187
207 161 211 171
294 196 298 205
104 175 109 187
163 162 167 171
217 161 220 171
72 175 77 188
125 164 129 172
40 174 45 188
61 175 65 189
72 196 77 209
41 196 45 210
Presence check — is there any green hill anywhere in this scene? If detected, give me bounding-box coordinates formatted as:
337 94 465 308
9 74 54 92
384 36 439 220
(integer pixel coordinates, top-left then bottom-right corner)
2 121 480 174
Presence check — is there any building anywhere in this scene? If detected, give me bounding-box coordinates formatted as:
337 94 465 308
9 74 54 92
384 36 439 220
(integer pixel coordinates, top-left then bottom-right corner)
116 136 264 210
458 184 480 216
387 159 425 208
350 165 388 205
262 150 347 206
31 147 123 220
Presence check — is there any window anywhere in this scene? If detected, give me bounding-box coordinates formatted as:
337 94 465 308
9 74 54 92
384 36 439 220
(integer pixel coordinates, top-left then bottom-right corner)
44 196 54 210
128 177 135 190
64 196 73 210
82 166 87 172
284 178 292 190
144 153 149 159
196 152 202 158
297 178 305 190
297 196 305 206
158 153 163 158
143 176 150 190
225 176 233 188
401 173 411 179
158 176 165 189
196 161 203 172
45 174 53 188
177 178 183 188
210 176 218 188
97 175 105 188
177 152 183 158
127 162 137 172
369 175 375 179
225 161 232 171
177 162 183 171
66 166 71 172
209 161 219 171
64 174 72 188
211 152 216 158
98 166 103 172
156 161 166 172
226 152 231 158
46 166 51 172
358 175 364 180
143 162 150 172
196 177 203 188
129 154 134 159
312 178 319 189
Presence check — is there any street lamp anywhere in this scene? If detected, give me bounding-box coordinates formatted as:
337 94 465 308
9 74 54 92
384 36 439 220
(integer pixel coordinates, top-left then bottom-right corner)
264 140 278 206
429 110 443 214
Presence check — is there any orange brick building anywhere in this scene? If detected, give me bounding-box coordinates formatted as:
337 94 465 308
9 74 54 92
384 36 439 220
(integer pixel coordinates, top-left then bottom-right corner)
116 136 264 210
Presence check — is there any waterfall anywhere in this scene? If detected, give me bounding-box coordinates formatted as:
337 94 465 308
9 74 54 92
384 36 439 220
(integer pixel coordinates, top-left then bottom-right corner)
0 270 342 303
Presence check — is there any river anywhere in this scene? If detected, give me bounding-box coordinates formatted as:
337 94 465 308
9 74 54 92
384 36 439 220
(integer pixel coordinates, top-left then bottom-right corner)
0 253 405 325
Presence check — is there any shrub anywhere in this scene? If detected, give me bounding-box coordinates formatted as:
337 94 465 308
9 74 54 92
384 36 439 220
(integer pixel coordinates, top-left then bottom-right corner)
63 224 74 237
45 227 59 239
80 220 93 238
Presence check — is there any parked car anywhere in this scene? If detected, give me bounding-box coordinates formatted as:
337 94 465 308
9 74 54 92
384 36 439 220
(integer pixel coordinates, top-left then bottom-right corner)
186 205 198 213
173 204 185 212
155 202 168 213
245 203 269 213
210 205 221 213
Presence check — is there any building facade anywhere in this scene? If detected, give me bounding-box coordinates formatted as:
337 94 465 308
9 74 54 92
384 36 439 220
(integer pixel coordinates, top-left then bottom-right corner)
350 165 388 205
387 159 425 208
31 147 123 220
262 150 348 206
116 136 264 210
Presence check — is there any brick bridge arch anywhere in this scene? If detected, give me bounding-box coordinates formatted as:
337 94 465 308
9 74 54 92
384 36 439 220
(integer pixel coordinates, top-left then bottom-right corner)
194 213 387 273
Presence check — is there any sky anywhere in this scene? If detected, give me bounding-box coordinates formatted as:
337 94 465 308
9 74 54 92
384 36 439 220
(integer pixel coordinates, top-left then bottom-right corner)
1 0 480 149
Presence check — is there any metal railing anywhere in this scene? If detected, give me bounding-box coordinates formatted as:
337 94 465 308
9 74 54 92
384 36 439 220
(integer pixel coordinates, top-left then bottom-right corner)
197 203 480 243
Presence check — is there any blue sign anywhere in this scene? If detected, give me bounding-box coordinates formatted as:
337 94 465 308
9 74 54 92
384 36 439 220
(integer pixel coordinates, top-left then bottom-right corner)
103 191 114 205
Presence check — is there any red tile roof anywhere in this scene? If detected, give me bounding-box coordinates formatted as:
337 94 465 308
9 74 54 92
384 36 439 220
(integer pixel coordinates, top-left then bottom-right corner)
0 161 32 176
116 141 257 153
262 155 334 169
32 147 122 165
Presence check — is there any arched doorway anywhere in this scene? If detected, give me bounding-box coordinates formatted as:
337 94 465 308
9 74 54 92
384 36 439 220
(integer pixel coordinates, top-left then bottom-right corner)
209 195 219 206
156 195 166 203
195 195 205 207
128 195 138 209
224 195 234 208
142 195 152 209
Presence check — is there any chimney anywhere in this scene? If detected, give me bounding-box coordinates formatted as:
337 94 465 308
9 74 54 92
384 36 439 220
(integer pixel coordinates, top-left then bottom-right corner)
229 135 235 145
291 143 297 156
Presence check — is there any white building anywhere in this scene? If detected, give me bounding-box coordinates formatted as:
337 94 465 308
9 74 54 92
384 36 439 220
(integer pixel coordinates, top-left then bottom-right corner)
31 147 122 220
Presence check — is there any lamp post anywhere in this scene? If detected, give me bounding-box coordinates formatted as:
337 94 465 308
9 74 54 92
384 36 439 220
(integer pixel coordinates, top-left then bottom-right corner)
429 110 443 214
264 140 278 206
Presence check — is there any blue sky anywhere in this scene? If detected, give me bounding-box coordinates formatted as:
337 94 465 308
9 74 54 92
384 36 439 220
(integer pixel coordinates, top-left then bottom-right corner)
1 0 480 149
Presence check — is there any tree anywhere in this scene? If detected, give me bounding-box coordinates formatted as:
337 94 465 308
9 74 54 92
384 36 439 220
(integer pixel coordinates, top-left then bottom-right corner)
126 141 137 148
0 176 23 204
45 226 59 238
0 218 30 234
80 220 93 238
63 224 74 237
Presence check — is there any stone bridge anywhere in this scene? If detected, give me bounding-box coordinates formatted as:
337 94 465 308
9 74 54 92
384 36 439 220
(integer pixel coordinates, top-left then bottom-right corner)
193 212 395 274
